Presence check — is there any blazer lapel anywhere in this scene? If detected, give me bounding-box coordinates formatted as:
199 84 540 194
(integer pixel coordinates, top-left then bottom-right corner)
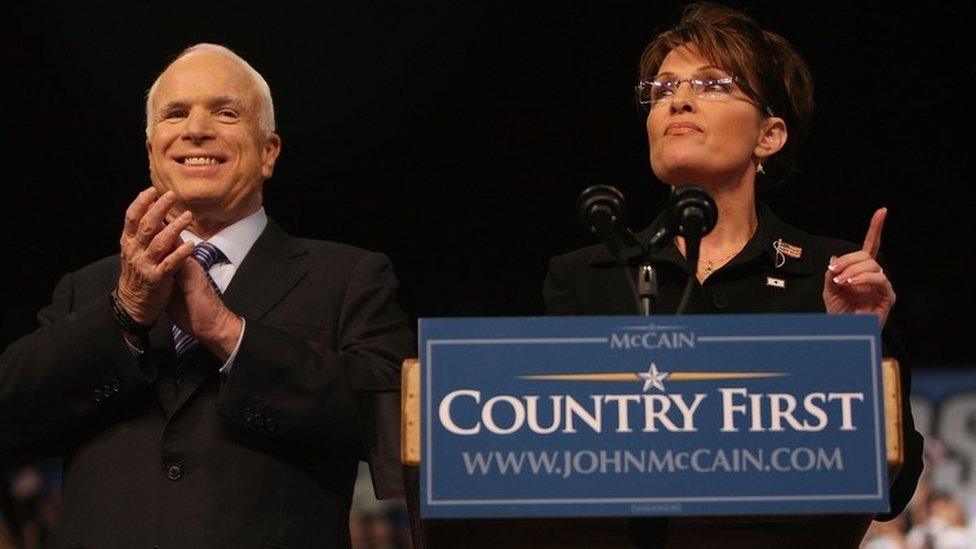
168 219 309 417
148 313 178 417
222 219 309 322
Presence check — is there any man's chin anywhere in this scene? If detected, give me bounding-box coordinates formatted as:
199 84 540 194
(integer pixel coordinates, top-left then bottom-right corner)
164 183 227 206
179 196 227 212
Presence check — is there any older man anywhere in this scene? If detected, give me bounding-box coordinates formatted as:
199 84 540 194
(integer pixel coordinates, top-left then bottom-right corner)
0 44 412 548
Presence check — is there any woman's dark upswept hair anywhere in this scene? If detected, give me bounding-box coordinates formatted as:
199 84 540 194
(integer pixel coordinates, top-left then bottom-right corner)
638 3 814 186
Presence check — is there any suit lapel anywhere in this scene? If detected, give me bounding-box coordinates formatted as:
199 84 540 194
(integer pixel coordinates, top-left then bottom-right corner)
149 313 176 356
168 219 309 417
171 353 218 414
148 314 178 416
222 219 309 322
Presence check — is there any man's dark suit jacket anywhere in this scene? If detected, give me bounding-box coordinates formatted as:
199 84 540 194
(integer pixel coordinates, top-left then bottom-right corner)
544 202 923 522
0 220 413 549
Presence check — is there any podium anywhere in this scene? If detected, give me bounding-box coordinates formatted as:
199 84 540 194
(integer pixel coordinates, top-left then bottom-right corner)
400 316 905 548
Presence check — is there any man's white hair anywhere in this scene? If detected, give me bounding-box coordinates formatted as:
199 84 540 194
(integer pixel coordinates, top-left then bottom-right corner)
144 43 276 138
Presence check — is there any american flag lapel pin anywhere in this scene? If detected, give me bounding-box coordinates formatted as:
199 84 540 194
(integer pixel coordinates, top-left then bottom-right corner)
766 276 786 289
772 238 803 268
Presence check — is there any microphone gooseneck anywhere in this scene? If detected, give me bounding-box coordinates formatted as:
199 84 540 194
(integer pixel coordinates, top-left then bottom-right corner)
668 186 718 314
576 185 643 314
575 184 718 316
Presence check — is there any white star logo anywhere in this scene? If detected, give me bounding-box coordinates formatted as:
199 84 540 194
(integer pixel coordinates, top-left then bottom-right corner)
638 363 669 392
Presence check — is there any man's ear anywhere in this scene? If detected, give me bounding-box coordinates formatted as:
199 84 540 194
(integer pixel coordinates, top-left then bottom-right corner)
260 133 282 179
146 139 154 172
754 116 788 160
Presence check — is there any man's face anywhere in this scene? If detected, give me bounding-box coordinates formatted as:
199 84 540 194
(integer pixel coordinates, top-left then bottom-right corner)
146 51 280 222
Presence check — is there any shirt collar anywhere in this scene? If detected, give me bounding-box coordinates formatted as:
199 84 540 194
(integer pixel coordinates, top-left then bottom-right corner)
180 207 268 266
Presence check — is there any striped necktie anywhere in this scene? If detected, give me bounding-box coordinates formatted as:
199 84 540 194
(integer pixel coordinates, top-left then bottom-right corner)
172 242 226 359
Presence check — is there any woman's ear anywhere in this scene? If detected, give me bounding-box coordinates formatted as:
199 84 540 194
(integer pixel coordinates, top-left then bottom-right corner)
754 116 788 160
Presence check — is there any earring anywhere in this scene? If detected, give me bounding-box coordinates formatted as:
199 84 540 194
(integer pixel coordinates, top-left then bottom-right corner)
756 161 766 175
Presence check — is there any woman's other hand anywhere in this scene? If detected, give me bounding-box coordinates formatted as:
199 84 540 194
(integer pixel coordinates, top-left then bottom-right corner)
823 208 896 327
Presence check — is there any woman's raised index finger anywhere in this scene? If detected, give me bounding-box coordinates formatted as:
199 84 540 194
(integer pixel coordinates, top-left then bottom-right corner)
861 207 887 258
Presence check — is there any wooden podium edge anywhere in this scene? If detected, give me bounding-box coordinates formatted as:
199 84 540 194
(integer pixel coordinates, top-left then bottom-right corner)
882 358 903 475
402 358 421 466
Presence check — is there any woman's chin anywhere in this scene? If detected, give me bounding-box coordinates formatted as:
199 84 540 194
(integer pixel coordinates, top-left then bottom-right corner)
653 164 707 186
653 159 750 189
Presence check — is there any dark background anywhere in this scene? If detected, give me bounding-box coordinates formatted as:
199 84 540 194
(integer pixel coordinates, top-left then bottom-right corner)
1 2 970 367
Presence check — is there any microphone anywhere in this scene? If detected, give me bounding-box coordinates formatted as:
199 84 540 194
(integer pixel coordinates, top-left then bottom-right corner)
666 185 717 241
647 185 718 246
573 185 718 316
665 186 718 315
576 185 644 314
576 185 628 243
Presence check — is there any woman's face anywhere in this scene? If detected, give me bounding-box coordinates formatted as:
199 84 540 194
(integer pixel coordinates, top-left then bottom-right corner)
646 44 771 186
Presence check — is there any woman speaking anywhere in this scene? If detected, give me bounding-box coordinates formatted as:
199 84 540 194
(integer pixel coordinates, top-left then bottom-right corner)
544 2 922 523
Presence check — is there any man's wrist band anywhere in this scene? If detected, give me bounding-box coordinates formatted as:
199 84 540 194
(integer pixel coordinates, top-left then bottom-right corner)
109 289 153 337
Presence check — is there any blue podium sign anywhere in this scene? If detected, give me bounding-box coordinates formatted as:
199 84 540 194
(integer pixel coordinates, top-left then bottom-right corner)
419 314 888 518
